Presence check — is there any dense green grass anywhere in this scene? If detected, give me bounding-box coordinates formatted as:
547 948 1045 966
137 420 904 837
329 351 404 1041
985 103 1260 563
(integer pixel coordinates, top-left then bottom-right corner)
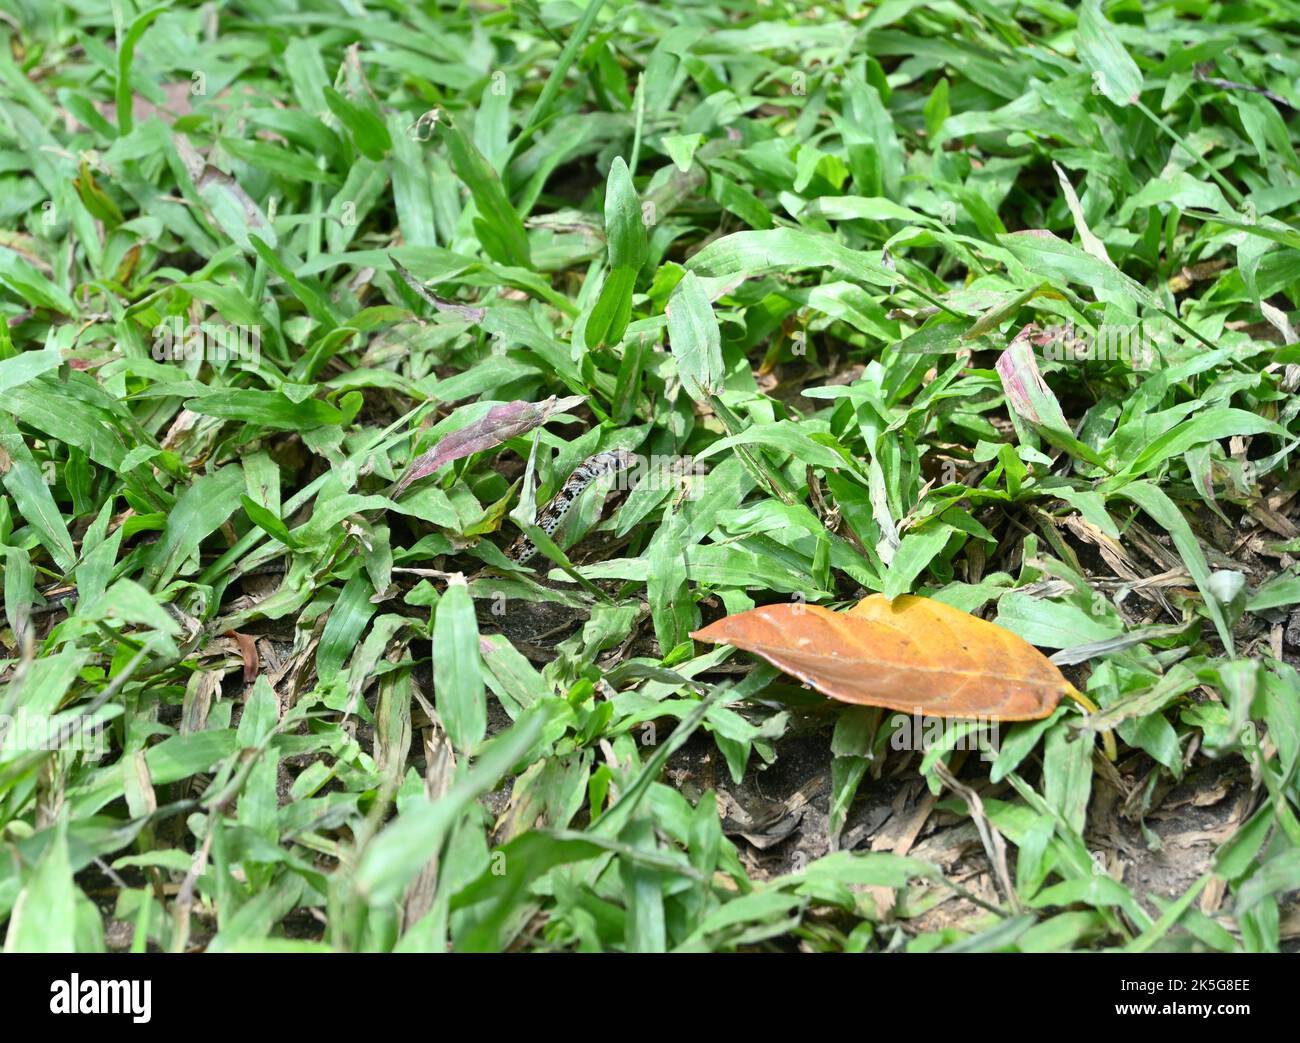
1 0 1299 952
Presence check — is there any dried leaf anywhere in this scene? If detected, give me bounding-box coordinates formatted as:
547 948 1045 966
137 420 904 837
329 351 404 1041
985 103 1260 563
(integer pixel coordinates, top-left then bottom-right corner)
394 394 584 495
226 629 260 683
996 328 1064 427
173 133 276 250
390 255 487 322
1053 162 1112 266
691 594 1072 720
996 331 1108 468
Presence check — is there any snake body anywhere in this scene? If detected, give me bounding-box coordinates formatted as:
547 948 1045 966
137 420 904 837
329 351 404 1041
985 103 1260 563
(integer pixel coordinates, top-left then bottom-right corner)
506 449 635 564
31 455 635 618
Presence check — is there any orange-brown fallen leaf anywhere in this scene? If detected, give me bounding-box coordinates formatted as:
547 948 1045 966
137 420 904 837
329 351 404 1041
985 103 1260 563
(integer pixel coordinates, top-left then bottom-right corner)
226 629 260 684
692 593 1085 722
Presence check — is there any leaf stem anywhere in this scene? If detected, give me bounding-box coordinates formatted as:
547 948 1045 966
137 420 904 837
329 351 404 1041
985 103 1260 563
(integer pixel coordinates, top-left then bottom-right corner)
1065 686 1117 762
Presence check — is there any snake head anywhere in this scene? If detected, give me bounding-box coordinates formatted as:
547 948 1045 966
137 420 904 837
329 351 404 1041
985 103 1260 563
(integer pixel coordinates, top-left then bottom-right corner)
587 448 638 482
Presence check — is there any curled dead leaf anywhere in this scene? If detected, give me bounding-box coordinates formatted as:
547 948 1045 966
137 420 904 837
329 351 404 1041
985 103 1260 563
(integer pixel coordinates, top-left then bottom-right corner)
393 394 585 496
226 630 260 684
691 593 1074 721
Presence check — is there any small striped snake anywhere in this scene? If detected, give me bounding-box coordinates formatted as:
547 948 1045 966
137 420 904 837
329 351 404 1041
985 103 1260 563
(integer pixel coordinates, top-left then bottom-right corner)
30 455 636 617
506 449 635 564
